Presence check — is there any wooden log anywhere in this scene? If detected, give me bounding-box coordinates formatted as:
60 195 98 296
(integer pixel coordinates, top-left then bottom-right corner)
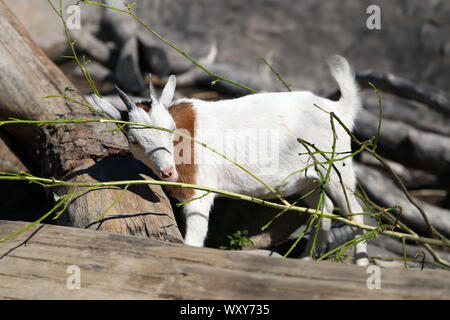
0 1 183 242
69 28 115 67
354 109 450 185
354 162 450 237
0 220 448 300
172 42 264 97
99 0 138 48
138 33 171 78
356 70 450 117
114 36 145 93
73 61 112 81
99 0 144 92
175 63 263 97
358 152 440 190
361 91 450 137
99 0 170 93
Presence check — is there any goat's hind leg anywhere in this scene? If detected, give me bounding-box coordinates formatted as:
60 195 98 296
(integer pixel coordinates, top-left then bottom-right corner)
348 199 370 266
299 189 334 260
326 173 370 266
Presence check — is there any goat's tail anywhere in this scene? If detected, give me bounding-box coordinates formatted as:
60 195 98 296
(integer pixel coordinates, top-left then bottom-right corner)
327 55 361 124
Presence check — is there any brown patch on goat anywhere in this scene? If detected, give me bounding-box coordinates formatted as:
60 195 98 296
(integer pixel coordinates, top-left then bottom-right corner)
136 101 151 113
165 102 197 202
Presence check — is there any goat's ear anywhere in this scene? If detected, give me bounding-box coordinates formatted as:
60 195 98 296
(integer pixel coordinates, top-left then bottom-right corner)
160 75 176 109
91 95 122 120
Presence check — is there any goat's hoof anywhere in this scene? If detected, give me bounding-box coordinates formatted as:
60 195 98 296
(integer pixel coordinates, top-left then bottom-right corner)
356 257 370 267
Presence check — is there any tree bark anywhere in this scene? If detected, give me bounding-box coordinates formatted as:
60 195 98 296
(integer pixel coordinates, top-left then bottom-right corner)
0 0 183 242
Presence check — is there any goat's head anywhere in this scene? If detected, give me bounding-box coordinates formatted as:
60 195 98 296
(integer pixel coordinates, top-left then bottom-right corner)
93 74 179 182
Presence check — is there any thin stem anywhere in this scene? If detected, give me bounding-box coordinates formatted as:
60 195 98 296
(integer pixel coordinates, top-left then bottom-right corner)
255 56 291 91
261 186 321 231
402 238 408 270
48 0 100 97
318 231 378 262
368 82 382 151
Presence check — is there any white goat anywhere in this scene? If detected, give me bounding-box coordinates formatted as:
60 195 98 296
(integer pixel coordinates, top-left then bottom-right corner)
93 55 369 266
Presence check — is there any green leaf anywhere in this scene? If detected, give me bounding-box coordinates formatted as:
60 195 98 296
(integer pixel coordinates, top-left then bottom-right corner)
53 193 60 202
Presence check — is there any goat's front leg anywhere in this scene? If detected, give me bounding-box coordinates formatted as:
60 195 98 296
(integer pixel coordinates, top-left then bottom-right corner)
182 193 215 247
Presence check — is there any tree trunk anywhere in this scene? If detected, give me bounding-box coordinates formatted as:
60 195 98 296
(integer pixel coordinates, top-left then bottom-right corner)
0 0 183 242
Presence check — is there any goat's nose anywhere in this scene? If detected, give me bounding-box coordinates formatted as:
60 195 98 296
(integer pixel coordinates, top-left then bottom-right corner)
161 167 176 180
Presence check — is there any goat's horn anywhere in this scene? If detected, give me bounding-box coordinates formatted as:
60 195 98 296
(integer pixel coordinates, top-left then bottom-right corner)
148 73 158 102
114 85 137 111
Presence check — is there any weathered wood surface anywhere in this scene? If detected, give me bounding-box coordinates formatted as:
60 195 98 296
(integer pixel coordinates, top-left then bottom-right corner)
0 1 182 242
0 221 449 300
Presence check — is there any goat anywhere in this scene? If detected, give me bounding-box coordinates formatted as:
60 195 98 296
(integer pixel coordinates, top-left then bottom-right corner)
92 55 369 266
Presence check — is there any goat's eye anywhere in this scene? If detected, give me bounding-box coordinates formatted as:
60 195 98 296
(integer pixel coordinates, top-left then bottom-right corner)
129 136 138 145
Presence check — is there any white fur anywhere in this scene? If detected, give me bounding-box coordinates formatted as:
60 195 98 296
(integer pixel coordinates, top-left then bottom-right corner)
92 55 369 266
